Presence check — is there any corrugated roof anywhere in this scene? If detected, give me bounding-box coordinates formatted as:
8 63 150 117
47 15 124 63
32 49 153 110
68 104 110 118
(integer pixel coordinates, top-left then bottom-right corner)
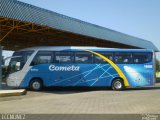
0 0 158 51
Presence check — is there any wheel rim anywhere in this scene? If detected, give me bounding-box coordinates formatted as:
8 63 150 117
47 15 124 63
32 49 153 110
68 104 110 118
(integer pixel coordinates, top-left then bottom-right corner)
32 81 41 90
114 81 122 89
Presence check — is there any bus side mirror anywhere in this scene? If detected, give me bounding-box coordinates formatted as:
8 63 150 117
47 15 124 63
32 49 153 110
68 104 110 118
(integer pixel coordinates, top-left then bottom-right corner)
16 62 21 71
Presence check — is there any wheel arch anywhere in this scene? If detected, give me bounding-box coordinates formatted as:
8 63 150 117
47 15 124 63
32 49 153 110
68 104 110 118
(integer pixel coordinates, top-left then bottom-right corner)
111 77 124 86
111 77 125 90
29 77 44 87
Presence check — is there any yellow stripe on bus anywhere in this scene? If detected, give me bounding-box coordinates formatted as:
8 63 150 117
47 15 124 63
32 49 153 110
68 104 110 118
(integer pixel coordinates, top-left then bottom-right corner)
86 50 129 87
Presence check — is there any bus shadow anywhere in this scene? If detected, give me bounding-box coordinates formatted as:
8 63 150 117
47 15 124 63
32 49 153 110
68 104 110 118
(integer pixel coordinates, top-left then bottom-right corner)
38 87 112 94
125 86 160 91
34 80 160 93
37 86 160 94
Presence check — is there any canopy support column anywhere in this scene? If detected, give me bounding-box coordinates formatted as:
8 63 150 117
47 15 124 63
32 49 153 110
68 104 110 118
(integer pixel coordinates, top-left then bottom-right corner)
0 45 2 89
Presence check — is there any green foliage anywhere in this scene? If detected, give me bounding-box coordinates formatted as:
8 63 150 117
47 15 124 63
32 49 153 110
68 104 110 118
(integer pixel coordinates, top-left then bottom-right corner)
2 66 7 82
156 59 160 72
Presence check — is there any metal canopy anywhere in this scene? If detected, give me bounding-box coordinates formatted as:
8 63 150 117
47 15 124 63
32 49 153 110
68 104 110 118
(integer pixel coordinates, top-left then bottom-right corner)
0 0 159 51
0 17 139 51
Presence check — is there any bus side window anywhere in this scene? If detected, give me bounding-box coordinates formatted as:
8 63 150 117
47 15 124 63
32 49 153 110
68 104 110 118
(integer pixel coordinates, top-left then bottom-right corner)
115 53 132 64
54 52 74 64
133 53 152 64
75 52 93 64
94 52 113 64
31 51 53 65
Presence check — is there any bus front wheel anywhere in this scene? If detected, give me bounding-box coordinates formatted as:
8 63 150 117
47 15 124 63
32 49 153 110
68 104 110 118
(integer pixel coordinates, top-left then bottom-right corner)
111 79 124 91
29 79 43 91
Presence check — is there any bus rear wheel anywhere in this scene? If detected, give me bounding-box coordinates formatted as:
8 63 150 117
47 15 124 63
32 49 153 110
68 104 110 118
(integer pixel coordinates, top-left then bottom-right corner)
112 79 124 91
29 79 43 91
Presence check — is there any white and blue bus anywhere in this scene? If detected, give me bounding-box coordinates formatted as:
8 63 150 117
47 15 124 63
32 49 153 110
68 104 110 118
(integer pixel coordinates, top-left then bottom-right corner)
6 46 155 91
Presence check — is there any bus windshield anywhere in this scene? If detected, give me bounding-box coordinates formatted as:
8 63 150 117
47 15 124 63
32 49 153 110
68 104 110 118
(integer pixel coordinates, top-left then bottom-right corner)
8 51 33 74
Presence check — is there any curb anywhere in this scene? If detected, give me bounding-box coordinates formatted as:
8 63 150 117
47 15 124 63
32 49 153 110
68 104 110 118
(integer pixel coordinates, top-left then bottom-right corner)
0 89 27 97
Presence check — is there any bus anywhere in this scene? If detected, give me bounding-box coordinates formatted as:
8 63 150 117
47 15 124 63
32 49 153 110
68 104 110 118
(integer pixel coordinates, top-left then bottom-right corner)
6 46 155 91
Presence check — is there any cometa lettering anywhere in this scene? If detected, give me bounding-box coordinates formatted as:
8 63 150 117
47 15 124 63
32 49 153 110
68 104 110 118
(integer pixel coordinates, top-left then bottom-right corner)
49 65 80 71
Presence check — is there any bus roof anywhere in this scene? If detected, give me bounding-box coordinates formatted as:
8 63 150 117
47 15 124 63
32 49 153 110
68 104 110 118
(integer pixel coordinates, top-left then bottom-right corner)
19 46 154 52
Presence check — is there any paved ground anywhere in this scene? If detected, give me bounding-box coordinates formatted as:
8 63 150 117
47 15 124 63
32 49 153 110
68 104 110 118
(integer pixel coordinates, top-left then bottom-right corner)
0 83 160 114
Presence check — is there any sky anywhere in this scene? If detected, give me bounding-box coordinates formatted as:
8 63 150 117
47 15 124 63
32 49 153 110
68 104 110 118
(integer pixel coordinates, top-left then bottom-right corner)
3 0 160 58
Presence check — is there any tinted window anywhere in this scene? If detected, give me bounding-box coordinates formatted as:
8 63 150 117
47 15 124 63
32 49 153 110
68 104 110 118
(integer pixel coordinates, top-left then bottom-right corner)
24 51 34 62
115 53 132 64
94 52 113 63
8 51 34 73
31 51 53 65
75 52 93 63
133 53 152 63
55 52 74 63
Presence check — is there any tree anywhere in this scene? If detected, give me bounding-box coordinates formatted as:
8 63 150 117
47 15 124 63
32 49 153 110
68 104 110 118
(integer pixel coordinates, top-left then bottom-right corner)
2 66 7 82
156 59 160 72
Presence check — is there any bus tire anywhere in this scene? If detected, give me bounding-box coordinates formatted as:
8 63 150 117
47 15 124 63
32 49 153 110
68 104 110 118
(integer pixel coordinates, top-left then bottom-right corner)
29 78 43 91
111 78 124 91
